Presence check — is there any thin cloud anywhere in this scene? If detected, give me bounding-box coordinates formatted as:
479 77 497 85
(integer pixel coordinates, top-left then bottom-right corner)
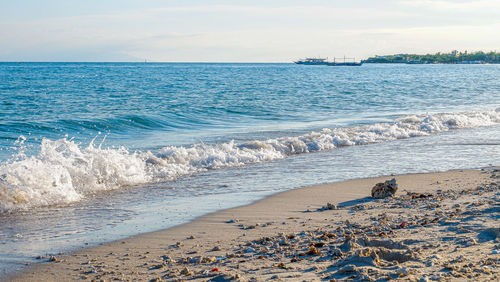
399 0 500 10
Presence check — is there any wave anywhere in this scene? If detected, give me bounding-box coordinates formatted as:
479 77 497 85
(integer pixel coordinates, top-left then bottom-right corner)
1 109 499 211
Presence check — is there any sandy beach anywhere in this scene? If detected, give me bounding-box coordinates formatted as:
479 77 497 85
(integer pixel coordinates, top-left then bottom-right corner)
7 168 500 281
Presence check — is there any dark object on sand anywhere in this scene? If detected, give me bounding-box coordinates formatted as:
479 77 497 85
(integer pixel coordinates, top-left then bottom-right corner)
407 192 432 199
371 178 398 199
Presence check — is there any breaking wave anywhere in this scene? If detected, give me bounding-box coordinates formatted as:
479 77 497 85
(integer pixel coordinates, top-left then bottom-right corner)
1 109 499 211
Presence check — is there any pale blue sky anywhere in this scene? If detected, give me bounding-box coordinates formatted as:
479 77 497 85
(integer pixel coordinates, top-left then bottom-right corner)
1 0 499 62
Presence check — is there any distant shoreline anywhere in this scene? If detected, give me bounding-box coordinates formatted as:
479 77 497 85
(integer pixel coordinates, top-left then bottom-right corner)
363 50 500 64
363 62 500 65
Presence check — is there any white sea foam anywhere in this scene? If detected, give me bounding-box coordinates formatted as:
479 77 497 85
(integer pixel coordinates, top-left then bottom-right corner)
1 109 499 211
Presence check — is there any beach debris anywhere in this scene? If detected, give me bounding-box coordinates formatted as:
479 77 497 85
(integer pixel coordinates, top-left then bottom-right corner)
371 178 398 198
211 246 221 251
188 257 201 263
327 203 337 210
170 241 183 249
407 192 432 199
305 246 321 256
161 255 173 263
180 267 193 276
273 262 287 269
318 202 337 211
313 242 325 248
457 237 477 247
201 256 217 263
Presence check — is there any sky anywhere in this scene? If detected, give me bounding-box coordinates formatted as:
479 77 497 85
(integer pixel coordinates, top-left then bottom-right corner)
1 0 499 62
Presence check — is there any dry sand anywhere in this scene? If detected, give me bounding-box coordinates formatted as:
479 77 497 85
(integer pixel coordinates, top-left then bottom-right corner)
7 168 500 281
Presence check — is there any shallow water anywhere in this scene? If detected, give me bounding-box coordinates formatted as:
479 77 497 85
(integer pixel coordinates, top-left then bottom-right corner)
0 63 499 275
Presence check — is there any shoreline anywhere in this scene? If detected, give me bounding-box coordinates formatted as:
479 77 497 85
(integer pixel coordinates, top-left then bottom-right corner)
7 168 500 281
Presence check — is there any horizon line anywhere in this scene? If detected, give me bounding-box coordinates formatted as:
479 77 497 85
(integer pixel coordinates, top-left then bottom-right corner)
0 61 296 64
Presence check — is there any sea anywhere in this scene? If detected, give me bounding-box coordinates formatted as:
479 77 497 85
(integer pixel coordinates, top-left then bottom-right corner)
1 62 499 276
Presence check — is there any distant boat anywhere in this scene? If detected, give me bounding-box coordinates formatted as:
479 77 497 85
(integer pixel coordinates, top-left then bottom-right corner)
294 57 362 66
327 57 362 66
294 57 329 65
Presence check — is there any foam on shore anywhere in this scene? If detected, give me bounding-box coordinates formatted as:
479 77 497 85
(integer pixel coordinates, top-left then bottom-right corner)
1 109 499 211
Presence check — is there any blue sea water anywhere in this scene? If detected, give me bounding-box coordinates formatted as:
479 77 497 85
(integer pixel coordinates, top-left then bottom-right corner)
0 62 500 275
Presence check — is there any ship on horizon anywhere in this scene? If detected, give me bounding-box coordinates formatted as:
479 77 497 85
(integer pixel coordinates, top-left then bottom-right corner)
327 57 362 66
294 57 329 65
294 56 362 66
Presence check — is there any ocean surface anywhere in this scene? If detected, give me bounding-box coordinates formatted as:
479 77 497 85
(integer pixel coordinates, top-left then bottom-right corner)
1 62 500 275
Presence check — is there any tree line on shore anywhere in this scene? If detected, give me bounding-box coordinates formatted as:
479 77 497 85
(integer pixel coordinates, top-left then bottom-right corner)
363 50 500 64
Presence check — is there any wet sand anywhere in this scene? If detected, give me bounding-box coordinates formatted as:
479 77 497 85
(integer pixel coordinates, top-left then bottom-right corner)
7 168 500 281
